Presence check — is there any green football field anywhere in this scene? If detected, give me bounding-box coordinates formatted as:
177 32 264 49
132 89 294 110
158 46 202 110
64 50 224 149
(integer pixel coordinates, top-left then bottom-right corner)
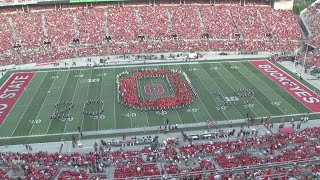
0 60 318 140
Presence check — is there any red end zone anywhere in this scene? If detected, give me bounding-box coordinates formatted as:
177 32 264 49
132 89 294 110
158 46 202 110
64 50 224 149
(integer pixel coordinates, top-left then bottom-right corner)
250 60 320 112
0 72 35 125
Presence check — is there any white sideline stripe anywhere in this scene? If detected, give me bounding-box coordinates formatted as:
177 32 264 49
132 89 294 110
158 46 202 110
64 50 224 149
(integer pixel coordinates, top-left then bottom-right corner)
31 59 256 73
0 112 319 140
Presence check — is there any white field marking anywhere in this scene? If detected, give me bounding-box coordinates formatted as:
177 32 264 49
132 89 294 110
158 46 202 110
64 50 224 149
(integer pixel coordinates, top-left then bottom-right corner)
162 66 185 124
46 70 71 134
29 71 61 135
134 67 150 127
173 64 202 124
0 73 14 90
113 68 117 129
213 63 261 117
185 64 217 121
188 64 231 120
124 67 134 128
1 111 319 139
32 59 257 73
144 66 167 125
97 69 105 130
199 63 244 118
80 69 94 132
239 62 300 114
260 61 318 112
0 72 36 129
11 72 47 136
63 70 82 133
219 63 273 116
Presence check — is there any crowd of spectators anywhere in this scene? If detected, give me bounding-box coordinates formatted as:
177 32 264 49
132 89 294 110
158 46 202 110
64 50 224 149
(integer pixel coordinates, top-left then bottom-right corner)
260 7 304 40
0 126 320 179
0 3 305 66
297 51 320 78
302 2 320 49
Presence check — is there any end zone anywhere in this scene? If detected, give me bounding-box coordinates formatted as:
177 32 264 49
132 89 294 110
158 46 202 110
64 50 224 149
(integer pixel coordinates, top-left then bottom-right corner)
0 72 35 125
250 60 320 112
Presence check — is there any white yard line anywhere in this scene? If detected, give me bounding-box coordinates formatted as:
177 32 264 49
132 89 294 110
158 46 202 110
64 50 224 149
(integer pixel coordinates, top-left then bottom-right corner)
212 63 262 117
175 65 202 124
199 63 244 118
97 70 104 130
11 72 47 136
0 73 14 89
240 63 299 114
178 69 211 123
185 65 216 121
80 69 94 131
0 72 36 129
2 111 318 140
46 71 71 134
29 71 61 135
124 67 134 128
146 67 167 126
63 70 82 133
113 68 117 129
135 75 150 127
187 64 231 120
163 65 188 124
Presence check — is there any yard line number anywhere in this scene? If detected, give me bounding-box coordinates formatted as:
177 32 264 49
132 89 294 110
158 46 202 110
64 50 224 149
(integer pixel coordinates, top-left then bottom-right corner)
80 78 100 83
225 96 240 102
271 102 281 106
97 73 107 77
29 119 41 124
231 66 240 69
216 106 226 111
189 68 199 71
93 115 105 119
210 67 220 70
243 104 255 108
187 108 199 112
74 74 84 78
156 111 167 115
124 113 136 117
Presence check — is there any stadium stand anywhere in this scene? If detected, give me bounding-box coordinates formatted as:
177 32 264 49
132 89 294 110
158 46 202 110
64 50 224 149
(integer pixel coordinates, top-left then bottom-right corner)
0 1 319 179
0 126 320 179
301 2 320 49
0 4 306 66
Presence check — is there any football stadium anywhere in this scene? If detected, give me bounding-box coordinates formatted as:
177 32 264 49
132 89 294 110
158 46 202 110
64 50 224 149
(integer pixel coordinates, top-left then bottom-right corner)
0 0 319 178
